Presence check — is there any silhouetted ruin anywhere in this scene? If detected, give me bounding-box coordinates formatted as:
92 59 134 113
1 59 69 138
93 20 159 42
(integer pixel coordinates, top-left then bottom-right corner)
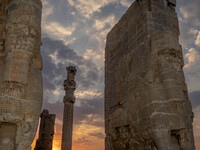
0 0 43 149
35 110 56 150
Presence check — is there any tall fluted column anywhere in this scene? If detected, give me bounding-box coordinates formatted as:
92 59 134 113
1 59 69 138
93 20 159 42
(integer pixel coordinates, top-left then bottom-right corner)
61 66 77 150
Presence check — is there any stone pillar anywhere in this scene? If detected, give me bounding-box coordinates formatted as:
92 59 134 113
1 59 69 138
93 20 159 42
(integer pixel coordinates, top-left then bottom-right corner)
35 110 56 150
61 66 77 150
0 0 43 149
0 0 9 89
105 0 195 149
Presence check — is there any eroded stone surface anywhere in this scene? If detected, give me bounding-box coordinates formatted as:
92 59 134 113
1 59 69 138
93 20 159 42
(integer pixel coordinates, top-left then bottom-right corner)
0 0 43 149
105 0 195 150
34 110 56 150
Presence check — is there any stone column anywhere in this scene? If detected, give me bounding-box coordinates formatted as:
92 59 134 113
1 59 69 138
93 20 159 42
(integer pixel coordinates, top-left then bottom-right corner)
0 0 43 149
35 110 56 150
61 66 77 150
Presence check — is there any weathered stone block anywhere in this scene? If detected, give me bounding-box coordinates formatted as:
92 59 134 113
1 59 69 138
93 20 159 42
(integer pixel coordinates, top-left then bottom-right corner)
0 0 43 149
34 110 56 150
105 0 195 149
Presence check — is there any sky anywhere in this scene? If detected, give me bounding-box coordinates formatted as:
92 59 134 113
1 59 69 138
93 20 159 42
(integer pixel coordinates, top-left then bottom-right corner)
31 0 200 149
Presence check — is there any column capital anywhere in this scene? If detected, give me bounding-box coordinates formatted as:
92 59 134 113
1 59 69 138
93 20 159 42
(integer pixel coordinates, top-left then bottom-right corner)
63 66 77 104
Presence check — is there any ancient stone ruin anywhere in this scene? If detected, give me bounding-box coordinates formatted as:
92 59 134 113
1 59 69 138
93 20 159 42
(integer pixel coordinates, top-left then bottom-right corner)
35 110 56 150
0 0 43 149
61 66 77 150
105 0 195 149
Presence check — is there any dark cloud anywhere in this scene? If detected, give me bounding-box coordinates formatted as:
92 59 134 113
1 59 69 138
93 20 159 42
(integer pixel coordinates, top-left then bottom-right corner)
94 2 127 20
42 101 63 120
42 97 104 127
43 78 56 91
74 97 104 127
189 91 200 109
41 37 101 99
75 98 104 127
42 37 83 63
42 0 76 27
177 0 200 26
88 70 98 79
176 0 200 49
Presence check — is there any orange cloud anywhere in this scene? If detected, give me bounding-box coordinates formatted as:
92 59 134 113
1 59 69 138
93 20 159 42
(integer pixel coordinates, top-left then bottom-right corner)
32 117 104 150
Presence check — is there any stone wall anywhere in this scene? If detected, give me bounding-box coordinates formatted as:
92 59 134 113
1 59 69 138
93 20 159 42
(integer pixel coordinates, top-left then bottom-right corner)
0 0 43 149
35 110 56 150
105 0 195 149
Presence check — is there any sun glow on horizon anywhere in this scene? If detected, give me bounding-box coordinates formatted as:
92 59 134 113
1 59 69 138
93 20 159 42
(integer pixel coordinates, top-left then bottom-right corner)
31 117 104 150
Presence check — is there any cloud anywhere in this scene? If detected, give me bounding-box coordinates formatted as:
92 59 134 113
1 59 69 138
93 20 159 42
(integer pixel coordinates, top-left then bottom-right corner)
88 132 105 139
184 48 200 68
67 0 134 19
42 97 104 127
75 90 103 99
195 31 200 47
179 0 200 26
67 0 118 18
177 0 200 49
74 98 104 127
94 14 116 31
42 0 54 18
40 0 133 71
179 25 198 49
189 91 200 109
74 137 92 145
42 97 104 147
184 48 200 92
120 0 133 7
43 22 76 39
41 37 104 103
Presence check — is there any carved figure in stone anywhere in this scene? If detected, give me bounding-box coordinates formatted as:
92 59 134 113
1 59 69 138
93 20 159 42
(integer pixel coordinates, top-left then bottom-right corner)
128 125 145 150
118 126 129 149
108 127 121 150
0 0 43 149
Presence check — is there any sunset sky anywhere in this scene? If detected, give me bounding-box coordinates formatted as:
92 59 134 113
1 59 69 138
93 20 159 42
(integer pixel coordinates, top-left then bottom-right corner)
31 0 200 149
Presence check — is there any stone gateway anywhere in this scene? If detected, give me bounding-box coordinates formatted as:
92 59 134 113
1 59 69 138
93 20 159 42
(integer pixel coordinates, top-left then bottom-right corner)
105 0 195 150
0 0 43 149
